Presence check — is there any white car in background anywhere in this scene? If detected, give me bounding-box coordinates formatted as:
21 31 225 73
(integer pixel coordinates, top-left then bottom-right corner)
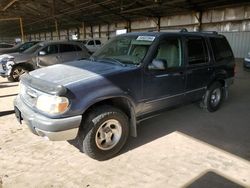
80 39 102 54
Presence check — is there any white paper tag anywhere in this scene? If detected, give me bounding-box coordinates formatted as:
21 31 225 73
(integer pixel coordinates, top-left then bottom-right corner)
136 36 155 41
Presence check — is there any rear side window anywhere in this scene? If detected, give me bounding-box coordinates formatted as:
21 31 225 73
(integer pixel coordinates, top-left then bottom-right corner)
95 40 101 45
187 37 208 65
88 40 94 45
59 44 76 53
210 37 233 61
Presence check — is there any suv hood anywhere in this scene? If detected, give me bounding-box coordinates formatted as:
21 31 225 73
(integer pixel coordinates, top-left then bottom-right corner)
30 60 132 86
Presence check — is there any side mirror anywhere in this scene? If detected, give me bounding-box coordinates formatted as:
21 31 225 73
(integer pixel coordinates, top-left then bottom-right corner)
39 51 46 56
148 59 167 70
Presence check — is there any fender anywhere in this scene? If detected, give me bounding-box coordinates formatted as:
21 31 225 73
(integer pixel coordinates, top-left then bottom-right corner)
83 94 137 137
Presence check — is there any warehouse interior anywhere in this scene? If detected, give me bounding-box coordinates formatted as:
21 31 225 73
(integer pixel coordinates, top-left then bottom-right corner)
0 1 250 188
1 0 250 57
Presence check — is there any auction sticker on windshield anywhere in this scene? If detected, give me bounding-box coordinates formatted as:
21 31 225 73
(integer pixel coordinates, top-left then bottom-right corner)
136 36 155 41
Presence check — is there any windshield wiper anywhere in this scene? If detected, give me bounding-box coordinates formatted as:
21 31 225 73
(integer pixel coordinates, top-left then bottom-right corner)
98 57 126 67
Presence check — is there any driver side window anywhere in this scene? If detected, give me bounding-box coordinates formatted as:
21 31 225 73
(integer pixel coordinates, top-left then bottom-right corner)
155 38 182 69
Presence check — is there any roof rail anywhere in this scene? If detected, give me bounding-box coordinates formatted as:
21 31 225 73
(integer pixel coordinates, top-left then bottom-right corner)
180 28 188 32
200 31 218 35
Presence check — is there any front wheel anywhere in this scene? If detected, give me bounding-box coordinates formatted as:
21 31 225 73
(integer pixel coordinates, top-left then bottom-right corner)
201 82 223 112
8 66 28 82
77 106 129 161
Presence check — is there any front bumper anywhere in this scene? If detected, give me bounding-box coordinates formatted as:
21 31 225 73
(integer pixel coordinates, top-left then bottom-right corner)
14 95 82 141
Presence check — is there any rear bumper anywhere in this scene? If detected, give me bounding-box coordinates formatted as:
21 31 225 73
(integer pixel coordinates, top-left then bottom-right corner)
14 95 82 141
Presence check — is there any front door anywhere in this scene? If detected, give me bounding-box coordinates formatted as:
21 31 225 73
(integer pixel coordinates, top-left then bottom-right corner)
143 36 186 114
37 44 59 67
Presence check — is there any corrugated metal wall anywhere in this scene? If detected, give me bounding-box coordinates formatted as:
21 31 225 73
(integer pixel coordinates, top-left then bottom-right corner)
221 32 250 58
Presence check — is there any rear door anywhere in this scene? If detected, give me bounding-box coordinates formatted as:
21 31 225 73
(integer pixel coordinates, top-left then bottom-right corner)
58 44 79 63
184 36 213 101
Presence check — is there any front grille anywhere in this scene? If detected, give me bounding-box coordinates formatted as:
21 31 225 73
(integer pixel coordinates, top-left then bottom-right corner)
20 84 40 108
2 62 7 71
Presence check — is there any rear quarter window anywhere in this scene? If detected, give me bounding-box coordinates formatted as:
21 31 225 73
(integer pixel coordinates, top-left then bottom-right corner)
209 37 233 62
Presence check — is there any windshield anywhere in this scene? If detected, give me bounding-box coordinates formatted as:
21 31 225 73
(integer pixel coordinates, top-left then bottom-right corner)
22 43 43 54
92 35 154 65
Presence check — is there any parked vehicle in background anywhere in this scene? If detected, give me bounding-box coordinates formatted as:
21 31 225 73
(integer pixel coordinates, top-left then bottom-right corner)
0 40 90 81
14 31 235 160
80 39 102 53
0 43 14 49
243 52 250 70
0 41 40 55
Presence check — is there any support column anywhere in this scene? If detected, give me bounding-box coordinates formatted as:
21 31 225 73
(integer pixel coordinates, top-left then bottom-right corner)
55 19 60 40
90 25 93 38
67 28 69 40
107 23 110 39
156 17 161 32
98 24 101 38
127 20 131 32
198 11 203 31
82 22 86 39
19 17 24 42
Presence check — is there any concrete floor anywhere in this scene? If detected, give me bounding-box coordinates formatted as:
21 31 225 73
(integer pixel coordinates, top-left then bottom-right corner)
0 60 250 188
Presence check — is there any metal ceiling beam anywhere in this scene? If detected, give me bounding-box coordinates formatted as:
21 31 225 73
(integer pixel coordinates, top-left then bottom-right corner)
92 1 130 21
2 0 18 11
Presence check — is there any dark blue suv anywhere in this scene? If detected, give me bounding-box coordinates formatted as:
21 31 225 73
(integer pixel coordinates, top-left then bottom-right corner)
14 31 235 160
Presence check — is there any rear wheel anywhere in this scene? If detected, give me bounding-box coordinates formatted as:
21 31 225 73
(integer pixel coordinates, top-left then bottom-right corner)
77 106 129 161
201 82 223 112
8 66 28 82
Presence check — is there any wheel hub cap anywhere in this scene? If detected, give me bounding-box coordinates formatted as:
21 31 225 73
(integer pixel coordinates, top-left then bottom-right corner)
210 88 221 107
95 119 122 150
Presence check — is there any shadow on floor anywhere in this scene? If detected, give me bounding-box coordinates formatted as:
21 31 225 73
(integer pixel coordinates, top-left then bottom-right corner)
0 84 18 89
185 171 244 188
0 110 15 117
0 93 17 98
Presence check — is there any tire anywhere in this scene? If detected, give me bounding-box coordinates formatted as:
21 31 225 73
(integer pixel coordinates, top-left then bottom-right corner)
8 66 28 82
77 106 129 161
201 82 223 112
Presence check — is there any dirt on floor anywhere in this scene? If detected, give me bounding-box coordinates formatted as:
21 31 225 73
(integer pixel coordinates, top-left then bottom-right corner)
0 61 250 188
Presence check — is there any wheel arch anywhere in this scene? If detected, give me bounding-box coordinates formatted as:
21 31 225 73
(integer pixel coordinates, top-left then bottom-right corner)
12 62 35 71
82 96 137 137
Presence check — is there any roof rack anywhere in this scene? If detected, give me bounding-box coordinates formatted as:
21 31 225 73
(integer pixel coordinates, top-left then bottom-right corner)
200 31 218 35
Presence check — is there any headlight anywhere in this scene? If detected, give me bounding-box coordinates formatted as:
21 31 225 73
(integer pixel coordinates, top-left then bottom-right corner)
36 94 69 114
6 60 15 69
